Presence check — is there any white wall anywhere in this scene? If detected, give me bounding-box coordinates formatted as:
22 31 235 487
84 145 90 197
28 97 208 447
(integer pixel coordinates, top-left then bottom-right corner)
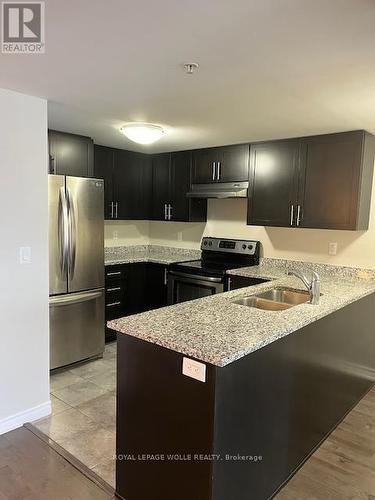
0 89 50 434
107 168 375 269
105 220 150 247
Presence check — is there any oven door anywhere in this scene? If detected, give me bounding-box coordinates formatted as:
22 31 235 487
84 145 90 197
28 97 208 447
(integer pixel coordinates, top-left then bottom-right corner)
168 271 224 305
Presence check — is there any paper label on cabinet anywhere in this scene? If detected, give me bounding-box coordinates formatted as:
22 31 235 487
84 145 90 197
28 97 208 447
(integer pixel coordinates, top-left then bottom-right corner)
182 357 206 382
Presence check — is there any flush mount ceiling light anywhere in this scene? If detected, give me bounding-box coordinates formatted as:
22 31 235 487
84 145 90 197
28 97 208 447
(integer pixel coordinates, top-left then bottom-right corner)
120 123 164 145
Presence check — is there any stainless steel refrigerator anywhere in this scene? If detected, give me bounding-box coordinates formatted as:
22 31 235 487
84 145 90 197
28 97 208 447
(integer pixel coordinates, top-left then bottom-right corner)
48 175 105 370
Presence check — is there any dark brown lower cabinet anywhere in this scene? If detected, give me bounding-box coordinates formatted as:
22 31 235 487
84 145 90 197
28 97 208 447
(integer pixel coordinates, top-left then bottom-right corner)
116 292 375 500
105 262 168 341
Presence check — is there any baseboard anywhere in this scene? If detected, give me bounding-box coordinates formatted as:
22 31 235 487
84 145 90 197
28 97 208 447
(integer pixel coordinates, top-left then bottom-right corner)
0 400 51 435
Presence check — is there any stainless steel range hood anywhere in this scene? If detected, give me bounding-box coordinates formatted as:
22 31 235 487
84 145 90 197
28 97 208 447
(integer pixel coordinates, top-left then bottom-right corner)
186 181 248 199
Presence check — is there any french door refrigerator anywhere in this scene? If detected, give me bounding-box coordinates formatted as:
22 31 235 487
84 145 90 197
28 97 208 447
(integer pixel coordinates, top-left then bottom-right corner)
49 175 105 370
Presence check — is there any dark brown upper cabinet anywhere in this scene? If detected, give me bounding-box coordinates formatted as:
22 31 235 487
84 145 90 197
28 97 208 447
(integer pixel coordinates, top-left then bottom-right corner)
93 145 152 220
192 144 249 183
151 151 207 222
94 145 114 219
151 153 171 220
298 131 375 230
247 130 375 230
247 139 300 227
48 130 94 177
114 149 152 220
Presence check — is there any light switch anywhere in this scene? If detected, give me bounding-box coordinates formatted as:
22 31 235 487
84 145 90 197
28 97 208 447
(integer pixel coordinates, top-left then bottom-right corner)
19 246 32 264
182 357 206 382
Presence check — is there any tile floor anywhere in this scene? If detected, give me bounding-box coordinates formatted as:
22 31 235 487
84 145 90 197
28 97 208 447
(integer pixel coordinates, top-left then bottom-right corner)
34 341 117 487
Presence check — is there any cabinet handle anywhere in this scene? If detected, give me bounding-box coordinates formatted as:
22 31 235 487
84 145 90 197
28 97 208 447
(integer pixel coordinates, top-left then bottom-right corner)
164 203 168 220
106 301 121 307
115 202 118 219
212 162 216 181
107 287 121 292
164 268 168 285
217 161 221 181
110 202 114 219
227 276 231 290
106 271 121 277
290 205 294 226
296 205 301 226
168 204 172 220
49 155 55 174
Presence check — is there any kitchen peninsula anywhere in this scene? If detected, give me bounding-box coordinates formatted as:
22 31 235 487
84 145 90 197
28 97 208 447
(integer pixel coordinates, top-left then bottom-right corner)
109 260 375 500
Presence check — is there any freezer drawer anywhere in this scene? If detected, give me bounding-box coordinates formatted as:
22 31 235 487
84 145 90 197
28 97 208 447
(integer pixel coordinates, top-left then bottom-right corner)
49 289 105 370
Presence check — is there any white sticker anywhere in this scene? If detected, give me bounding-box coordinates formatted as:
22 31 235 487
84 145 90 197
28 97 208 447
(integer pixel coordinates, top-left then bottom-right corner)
182 357 206 383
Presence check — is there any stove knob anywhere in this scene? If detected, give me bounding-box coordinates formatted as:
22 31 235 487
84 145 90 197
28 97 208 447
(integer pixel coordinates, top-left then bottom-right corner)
204 241 208 246
242 244 247 250
248 245 253 250
209 241 212 246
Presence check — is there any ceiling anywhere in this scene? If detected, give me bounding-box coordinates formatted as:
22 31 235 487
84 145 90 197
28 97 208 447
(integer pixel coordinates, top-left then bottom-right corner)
1 0 375 153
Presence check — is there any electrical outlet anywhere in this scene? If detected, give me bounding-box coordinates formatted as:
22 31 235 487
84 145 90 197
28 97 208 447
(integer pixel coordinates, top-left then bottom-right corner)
113 231 118 240
177 231 183 242
19 246 32 264
328 242 338 256
182 357 206 382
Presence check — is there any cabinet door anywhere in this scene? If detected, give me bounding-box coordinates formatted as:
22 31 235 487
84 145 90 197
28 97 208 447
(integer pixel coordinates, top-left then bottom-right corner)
124 263 148 314
146 263 168 310
48 130 94 177
217 144 249 182
298 132 366 230
151 153 171 220
192 148 219 183
113 150 152 220
94 145 114 219
247 140 300 227
170 151 191 221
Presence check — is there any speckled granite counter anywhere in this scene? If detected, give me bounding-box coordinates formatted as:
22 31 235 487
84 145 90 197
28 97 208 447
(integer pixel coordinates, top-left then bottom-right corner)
105 245 200 266
109 258 375 367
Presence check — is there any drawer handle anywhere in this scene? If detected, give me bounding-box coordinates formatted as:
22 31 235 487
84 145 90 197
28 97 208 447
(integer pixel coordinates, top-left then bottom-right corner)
107 287 121 292
106 301 121 307
106 271 121 276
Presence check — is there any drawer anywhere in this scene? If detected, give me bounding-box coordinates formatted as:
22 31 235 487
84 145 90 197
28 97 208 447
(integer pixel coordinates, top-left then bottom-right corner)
105 301 124 320
105 265 127 283
105 285 123 304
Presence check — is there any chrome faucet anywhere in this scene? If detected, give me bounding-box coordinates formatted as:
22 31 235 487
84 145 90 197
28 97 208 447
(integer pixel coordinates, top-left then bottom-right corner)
287 268 321 305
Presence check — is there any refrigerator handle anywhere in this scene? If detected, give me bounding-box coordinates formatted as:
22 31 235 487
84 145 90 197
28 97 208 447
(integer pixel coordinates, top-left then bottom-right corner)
49 290 103 307
66 187 77 281
58 186 69 278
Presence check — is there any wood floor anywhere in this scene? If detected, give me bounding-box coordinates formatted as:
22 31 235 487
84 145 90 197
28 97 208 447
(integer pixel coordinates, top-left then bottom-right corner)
0 426 115 500
1 386 375 499
276 386 375 499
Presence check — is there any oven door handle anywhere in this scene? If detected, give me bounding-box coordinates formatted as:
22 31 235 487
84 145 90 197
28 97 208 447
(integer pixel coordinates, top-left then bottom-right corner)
168 270 223 283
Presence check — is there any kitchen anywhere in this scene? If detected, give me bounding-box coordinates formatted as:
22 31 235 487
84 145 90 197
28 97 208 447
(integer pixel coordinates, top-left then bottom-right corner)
1 1 375 500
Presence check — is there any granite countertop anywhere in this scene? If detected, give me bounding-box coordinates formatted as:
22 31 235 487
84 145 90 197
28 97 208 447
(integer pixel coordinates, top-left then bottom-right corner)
105 245 200 266
108 259 375 367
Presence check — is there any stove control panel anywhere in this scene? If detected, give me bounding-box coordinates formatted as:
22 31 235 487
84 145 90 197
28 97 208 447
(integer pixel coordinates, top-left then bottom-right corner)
201 237 259 256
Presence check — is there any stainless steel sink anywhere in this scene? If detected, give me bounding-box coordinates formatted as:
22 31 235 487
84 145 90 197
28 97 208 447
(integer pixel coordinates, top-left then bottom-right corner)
232 287 311 311
256 287 310 305
232 296 293 311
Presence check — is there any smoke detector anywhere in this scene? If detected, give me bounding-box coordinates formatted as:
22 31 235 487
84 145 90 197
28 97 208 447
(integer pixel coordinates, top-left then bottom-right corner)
183 62 199 74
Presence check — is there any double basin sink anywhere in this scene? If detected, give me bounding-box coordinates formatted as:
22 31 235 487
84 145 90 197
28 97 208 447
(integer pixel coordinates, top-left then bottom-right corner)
232 287 311 311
